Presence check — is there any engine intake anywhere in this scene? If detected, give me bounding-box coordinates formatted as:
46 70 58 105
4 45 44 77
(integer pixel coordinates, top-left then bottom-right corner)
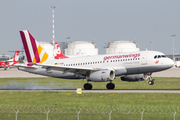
87 69 115 82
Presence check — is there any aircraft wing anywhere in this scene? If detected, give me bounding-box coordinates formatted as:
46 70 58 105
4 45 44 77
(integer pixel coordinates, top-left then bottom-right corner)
14 63 40 69
35 63 100 75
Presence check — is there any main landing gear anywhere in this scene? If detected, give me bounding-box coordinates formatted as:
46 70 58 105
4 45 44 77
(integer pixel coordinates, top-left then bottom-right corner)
106 82 115 90
148 74 154 85
83 81 115 90
84 83 92 90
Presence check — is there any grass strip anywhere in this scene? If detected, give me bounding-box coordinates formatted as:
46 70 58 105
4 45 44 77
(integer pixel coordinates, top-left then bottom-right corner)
0 77 180 89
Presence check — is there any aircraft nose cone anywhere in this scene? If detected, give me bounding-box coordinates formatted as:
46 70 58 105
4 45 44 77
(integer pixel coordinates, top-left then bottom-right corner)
168 58 174 67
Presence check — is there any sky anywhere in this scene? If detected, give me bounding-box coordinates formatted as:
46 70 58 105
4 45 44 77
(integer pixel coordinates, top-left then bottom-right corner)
0 0 180 56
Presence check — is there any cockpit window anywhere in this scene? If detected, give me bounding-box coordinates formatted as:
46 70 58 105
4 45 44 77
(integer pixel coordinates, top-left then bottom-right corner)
154 55 167 59
161 55 166 58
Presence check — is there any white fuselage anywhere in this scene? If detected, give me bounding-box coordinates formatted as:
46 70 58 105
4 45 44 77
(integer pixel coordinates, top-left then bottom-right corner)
18 50 174 79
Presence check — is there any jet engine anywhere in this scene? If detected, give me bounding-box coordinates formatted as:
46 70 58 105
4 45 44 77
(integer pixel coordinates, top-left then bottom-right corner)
121 74 148 82
87 69 115 82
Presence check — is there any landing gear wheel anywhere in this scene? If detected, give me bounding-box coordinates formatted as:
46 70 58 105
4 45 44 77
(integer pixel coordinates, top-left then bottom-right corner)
106 83 115 90
148 74 154 85
148 81 154 85
84 83 92 90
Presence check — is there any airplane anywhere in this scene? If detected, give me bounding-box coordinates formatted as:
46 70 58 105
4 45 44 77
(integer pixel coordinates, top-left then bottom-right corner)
17 30 174 90
54 42 69 59
0 50 20 70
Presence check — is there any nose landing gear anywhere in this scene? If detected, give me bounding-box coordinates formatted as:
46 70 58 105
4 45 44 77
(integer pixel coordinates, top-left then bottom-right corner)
148 74 154 85
148 80 154 85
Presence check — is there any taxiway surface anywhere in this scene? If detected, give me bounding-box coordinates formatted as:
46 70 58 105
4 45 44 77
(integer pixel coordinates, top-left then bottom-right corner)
0 89 179 93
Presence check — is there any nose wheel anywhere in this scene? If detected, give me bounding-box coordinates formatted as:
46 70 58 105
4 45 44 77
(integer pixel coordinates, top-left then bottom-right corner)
148 81 154 85
148 74 154 85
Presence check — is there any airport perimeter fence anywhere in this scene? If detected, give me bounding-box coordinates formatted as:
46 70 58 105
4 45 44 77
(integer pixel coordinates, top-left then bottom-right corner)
0 105 180 120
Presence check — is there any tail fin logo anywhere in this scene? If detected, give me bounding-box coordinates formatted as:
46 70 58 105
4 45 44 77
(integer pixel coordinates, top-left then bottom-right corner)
55 42 61 55
13 50 20 61
33 45 49 63
20 30 49 63
54 42 69 59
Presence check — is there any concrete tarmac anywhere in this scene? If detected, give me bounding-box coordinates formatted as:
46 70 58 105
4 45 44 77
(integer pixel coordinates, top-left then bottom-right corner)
153 67 180 77
0 89 179 93
82 90 180 93
0 68 46 78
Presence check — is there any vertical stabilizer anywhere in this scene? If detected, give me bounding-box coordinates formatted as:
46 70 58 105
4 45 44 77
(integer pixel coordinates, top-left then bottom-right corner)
11 50 20 65
13 50 20 61
54 42 69 59
20 30 49 63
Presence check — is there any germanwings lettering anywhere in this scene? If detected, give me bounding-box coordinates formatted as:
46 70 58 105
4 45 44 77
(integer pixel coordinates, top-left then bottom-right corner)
103 53 140 61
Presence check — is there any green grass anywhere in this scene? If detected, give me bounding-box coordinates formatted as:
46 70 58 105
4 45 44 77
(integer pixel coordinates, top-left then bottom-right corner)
0 91 180 120
0 91 180 106
0 77 180 89
0 77 180 120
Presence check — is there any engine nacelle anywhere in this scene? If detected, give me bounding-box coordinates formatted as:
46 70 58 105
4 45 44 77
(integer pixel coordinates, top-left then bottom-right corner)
121 74 148 82
87 69 115 82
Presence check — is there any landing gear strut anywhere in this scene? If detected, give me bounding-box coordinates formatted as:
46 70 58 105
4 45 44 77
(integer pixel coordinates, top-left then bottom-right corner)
148 74 154 85
84 83 92 90
106 82 115 90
